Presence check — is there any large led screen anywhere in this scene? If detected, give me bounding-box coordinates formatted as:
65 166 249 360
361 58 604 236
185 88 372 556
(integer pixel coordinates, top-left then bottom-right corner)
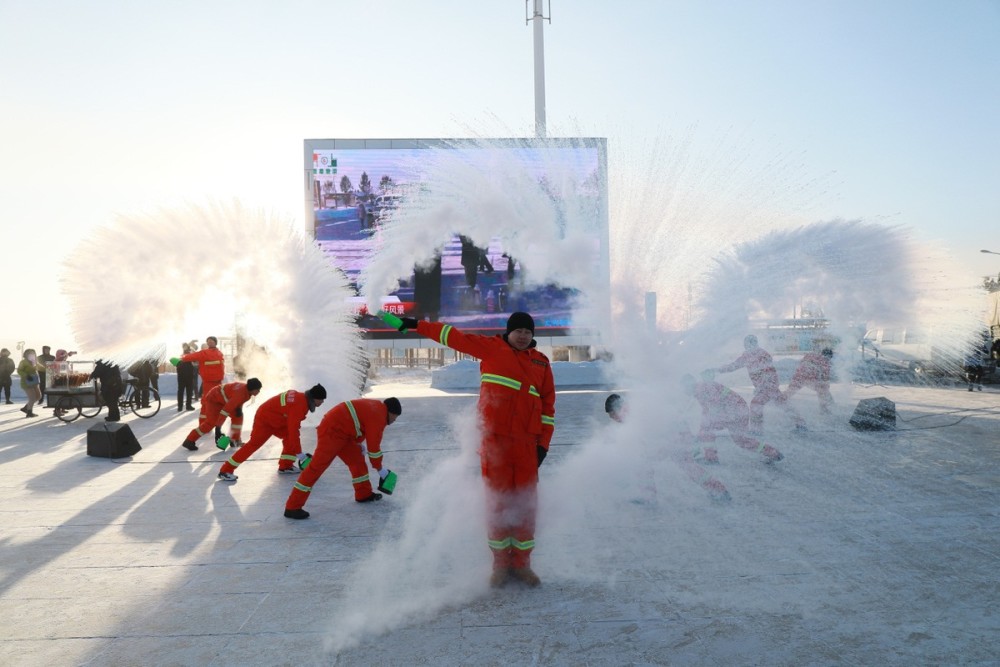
303 138 609 339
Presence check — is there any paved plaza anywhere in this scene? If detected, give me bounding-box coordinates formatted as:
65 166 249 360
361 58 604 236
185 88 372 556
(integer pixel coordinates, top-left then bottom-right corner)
1 374 998 666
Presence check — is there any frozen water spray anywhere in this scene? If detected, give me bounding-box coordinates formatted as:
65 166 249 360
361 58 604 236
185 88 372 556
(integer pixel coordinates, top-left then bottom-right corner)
358 138 609 333
325 130 983 654
60 200 366 400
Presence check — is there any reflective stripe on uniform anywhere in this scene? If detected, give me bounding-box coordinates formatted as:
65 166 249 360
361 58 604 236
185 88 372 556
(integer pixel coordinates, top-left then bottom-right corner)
279 454 297 462
345 401 362 437
488 537 512 551
541 414 554 426
203 360 221 366
481 373 521 390
511 538 535 551
438 325 453 346
293 482 312 493
368 451 383 460
351 473 370 484
219 385 229 403
279 391 289 406
481 374 542 401
227 456 239 467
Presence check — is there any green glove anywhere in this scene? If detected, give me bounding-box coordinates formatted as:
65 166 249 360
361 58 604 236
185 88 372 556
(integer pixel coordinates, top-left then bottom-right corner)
378 311 405 331
169 357 181 366
215 435 230 451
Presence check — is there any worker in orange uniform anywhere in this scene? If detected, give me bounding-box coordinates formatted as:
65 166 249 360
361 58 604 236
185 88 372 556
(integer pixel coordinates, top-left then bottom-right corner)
283 397 401 520
604 393 730 502
172 335 225 402
181 378 261 451
784 348 834 414
682 372 783 464
398 311 555 589
713 334 805 434
216 384 327 481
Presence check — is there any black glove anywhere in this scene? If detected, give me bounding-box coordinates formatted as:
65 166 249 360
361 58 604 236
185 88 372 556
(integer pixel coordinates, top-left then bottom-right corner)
398 317 419 331
235 406 243 418
536 445 547 467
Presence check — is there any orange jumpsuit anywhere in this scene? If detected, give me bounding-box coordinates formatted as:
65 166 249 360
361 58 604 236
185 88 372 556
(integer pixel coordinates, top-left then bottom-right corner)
186 381 253 444
220 390 312 474
717 347 803 432
784 352 833 413
693 380 782 462
181 347 225 398
285 399 389 510
414 321 555 570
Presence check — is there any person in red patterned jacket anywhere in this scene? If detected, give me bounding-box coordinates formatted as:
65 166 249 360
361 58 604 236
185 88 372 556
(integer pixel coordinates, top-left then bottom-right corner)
283 397 401 519
181 378 261 451
398 311 555 589
216 384 327 481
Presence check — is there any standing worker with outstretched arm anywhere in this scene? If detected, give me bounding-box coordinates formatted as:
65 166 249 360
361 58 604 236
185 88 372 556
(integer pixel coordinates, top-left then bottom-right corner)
172 336 225 401
394 311 555 588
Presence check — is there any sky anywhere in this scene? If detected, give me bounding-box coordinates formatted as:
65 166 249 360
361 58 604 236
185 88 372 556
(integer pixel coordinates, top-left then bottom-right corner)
1 0 998 349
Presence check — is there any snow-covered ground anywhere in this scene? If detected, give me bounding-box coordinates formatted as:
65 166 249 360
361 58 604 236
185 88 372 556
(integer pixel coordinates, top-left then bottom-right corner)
1 370 998 666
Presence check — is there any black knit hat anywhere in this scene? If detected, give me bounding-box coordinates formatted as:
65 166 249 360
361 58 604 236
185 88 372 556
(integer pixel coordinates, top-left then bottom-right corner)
307 383 327 400
605 393 623 414
384 397 402 415
505 311 535 334
246 378 262 392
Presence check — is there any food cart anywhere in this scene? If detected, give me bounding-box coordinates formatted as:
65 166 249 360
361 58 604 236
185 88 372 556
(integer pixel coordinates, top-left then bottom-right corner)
44 360 99 412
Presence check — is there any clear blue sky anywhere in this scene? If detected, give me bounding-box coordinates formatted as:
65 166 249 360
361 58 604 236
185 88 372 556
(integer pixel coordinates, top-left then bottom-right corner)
2 0 998 346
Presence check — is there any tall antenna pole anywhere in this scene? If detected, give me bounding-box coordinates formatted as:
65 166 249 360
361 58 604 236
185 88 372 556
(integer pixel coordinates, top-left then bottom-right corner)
527 1 551 138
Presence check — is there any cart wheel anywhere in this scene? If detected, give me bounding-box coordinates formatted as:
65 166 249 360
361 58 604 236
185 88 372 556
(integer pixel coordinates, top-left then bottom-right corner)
81 400 102 418
131 388 161 419
55 395 82 423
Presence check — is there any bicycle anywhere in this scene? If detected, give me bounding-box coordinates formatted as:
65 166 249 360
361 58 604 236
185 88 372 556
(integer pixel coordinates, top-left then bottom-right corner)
55 379 161 423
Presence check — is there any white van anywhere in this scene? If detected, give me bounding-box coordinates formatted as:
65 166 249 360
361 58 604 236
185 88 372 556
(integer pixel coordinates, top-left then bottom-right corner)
860 327 963 376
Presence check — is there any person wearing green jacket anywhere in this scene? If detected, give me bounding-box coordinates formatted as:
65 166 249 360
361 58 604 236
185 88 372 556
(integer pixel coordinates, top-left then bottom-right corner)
17 348 43 418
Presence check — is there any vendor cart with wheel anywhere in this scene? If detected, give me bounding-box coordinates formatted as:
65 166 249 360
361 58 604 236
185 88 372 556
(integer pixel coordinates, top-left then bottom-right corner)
44 360 101 423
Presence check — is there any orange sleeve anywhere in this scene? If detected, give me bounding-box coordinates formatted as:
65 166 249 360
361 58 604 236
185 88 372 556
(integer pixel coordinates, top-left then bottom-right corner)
415 321 495 359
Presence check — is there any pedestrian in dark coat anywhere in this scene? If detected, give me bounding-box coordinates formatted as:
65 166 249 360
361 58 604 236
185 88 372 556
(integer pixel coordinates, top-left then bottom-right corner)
90 360 124 422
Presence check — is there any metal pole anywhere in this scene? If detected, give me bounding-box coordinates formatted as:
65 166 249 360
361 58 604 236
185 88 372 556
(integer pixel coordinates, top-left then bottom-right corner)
531 0 547 138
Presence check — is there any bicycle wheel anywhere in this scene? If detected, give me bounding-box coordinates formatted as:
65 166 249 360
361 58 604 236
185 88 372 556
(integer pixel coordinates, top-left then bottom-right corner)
130 387 161 418
55 395 82 423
